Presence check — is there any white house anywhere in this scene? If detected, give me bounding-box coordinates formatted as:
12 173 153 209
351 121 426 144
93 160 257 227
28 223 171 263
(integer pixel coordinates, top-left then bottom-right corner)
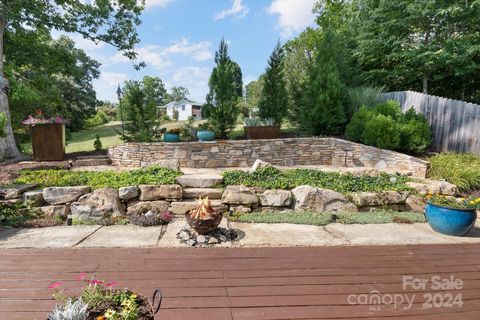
160 100 204 121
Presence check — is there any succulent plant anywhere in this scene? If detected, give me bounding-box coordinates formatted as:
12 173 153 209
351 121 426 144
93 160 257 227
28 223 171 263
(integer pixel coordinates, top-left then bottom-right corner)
262 118 276 126
243 117 261 126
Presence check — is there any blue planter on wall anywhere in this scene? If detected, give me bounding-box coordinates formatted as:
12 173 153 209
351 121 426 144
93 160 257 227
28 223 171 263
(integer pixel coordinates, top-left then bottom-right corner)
197 130 215 141
163 133 180 142
425 202 477 236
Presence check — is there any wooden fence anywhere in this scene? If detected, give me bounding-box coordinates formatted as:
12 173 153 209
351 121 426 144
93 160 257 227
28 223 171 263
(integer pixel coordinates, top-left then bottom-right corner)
382 91 480 155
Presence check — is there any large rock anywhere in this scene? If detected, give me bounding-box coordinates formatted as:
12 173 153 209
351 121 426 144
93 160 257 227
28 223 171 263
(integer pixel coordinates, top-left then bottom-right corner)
249 159 272 173
140 159 180 170
405 195 427 213
347 191 408 207
259 190 293 207
221 185 258 205
406 180 458 196
23 190 46 207
39 205 70 218
182 188 223 199
71 188 124 220
138 184 182 201
118 186 139 201
127 200 170 215
176 174 223 188
170 200 227 215
292 185 357 212
43 186 91 205
0 184 38 200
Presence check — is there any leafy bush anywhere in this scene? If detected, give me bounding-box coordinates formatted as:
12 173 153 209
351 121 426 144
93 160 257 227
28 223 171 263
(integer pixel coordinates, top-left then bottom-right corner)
15 165 182 189
428 153 480 192
346 85 385 120
361 114 400 150
93 134 102 150
222 166 412 193
85 110 109 127
345 100 431 154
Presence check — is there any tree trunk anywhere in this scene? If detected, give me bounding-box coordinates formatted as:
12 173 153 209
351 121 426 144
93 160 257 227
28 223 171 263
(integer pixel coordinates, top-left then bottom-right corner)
0 12 23 160
422 76 428 94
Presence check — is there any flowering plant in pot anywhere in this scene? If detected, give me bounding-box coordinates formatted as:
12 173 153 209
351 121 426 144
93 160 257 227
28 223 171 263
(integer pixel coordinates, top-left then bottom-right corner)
22 109 69 126
243 117 280 139
47 274 161 320
163 128 181 142
424 195 479 236
196 122 215 141
186 196 223 234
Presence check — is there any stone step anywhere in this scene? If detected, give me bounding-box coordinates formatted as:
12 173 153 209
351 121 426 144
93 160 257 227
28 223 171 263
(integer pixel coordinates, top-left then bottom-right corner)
183 188 223 200
170 200 227 215
176 174 223 188
74 158 112 166
0 184 39 200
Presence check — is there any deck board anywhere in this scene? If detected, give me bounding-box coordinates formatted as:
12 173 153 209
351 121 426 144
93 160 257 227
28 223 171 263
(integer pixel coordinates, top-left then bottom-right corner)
0 244 479 319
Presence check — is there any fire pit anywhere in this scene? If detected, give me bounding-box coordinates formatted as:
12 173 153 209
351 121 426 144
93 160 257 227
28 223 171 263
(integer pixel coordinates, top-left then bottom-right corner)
185 196 223 234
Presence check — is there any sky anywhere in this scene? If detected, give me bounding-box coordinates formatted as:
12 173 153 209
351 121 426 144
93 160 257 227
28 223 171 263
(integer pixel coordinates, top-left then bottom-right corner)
70 0 317 103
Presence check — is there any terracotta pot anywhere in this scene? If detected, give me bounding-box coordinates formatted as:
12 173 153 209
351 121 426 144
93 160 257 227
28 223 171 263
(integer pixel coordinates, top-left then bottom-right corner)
185 210 223 235
244 125 280 139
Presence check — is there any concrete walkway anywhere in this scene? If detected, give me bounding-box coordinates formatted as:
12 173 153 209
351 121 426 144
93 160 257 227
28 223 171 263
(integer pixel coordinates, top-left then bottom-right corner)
0 219 479 248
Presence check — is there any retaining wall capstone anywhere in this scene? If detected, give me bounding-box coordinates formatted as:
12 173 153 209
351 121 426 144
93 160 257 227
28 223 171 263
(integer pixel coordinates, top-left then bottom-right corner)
108 137 429 178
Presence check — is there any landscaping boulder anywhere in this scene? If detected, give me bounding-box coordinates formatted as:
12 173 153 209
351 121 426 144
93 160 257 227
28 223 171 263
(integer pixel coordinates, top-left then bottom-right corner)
39 205 70 218
176 174 223 188
0 184 38 200
259 190 292 207
71 188 124 221
182 188 223 199
292 185 357 212
23 190 46 207
127 200 170 215
249 159 272 173
347 191 408 207
406 180 458 196
118 186 139 201
138 184 182 201
405 195 427 213
221 185 258 205
43 186 91 205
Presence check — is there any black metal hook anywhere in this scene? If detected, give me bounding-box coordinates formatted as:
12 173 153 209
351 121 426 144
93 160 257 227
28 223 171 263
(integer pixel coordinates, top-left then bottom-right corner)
152 288 162 315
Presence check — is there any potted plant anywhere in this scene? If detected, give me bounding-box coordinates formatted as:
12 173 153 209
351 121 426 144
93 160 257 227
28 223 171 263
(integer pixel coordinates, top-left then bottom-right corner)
186 197 223 234
243 117 280 139
47 274 161 319
163 128 181 142
425 195 479 236
22 110 68 161
196 122 215 141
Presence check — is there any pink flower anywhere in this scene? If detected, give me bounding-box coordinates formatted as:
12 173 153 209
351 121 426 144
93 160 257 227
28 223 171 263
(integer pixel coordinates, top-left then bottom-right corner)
105 281 117 288
47 281 64 290
88 279 103 286
77 273 86 281
161 210 173 222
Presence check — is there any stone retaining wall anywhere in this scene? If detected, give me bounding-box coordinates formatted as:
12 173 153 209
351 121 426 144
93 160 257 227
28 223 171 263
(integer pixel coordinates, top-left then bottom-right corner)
108 138 429 177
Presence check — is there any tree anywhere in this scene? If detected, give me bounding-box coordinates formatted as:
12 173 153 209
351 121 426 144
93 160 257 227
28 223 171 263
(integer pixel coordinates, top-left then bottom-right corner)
301 28 345 135
166 86 190 103
245 76 265 115
258 41 288 125
121 76 167 142
205 39 243 138
0 0 143 160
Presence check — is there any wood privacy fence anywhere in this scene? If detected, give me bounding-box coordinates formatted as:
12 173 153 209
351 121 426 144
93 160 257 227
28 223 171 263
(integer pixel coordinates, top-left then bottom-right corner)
382 91 480 155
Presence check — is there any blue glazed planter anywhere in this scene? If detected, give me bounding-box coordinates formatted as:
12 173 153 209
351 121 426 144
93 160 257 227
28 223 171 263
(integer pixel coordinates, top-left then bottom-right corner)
163 133 180 142
197 130 215 141
425 202 477 236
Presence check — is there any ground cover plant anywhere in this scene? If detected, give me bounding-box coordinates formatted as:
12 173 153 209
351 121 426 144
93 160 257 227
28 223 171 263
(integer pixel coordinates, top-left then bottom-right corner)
428 153 480 192
0 201 63 227
230 210 426 226
222 167 413 193
15 166 181 189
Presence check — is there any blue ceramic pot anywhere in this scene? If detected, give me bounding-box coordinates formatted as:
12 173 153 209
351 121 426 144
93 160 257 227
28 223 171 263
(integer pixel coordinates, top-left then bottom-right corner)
163 133 180 142
197 130 215 141
425 202 477 236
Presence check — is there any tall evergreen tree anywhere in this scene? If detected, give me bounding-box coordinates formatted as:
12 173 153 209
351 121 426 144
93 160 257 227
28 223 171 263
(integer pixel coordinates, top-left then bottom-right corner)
258 41 288 125
205 39 242 138
302 28 345 135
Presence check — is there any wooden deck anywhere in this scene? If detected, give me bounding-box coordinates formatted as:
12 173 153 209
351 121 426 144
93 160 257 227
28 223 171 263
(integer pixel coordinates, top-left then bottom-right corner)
0 244 479 319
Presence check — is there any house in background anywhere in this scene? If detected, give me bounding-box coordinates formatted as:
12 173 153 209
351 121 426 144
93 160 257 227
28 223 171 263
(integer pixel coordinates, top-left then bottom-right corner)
160 100 204 121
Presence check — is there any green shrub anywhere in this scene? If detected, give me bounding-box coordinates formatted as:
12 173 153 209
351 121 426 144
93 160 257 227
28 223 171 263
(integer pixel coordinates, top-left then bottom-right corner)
344 106 371 142
398 118 431 154
428 153 480 192
93 134 102 150
372 100 403 121
346 85 385 120
85 110 109 127
15 165 182 189
361 114 400 150
222 166 412 193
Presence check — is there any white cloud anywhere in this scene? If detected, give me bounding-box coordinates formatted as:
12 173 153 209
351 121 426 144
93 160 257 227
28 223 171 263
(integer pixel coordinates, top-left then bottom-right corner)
164 38 213 61
144 0 175 9
111 44 172 70
93 71 129 101
172 67 211 101
268 0 316 38
214 0 249 20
